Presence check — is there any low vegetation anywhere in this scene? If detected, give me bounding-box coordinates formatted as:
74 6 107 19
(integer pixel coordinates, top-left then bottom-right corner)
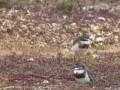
0 0 119 89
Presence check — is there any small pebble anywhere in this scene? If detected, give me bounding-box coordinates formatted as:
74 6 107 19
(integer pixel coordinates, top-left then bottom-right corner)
42 80 49 84
27 57 34 61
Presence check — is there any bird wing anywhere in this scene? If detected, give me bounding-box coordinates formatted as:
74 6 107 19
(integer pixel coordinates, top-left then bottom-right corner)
87 70 96 86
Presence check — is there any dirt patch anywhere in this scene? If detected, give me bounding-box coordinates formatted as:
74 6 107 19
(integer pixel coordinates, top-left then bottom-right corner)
0 53 119 89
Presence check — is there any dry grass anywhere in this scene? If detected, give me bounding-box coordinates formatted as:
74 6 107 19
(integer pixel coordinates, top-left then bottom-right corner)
0 0 119 90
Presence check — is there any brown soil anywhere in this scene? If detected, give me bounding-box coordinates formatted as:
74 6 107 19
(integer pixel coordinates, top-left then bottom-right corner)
0 52 119 90
0 0 120 90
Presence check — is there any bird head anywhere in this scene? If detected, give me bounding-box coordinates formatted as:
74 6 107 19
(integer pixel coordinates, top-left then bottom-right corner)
73 64 86 75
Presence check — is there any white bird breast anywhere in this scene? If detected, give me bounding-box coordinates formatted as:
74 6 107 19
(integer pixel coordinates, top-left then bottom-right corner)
74 69 85 74
80 40 92 45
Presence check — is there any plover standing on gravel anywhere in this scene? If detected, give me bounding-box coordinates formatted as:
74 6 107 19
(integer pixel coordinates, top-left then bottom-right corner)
71 32 94 52
73 64 95 87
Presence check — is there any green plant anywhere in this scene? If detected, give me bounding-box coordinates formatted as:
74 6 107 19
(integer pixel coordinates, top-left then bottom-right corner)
0 0 10 8
57 0 74 14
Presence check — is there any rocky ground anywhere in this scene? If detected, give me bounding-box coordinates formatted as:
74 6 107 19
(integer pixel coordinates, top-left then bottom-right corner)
0 0 120 90
0 53 120 90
